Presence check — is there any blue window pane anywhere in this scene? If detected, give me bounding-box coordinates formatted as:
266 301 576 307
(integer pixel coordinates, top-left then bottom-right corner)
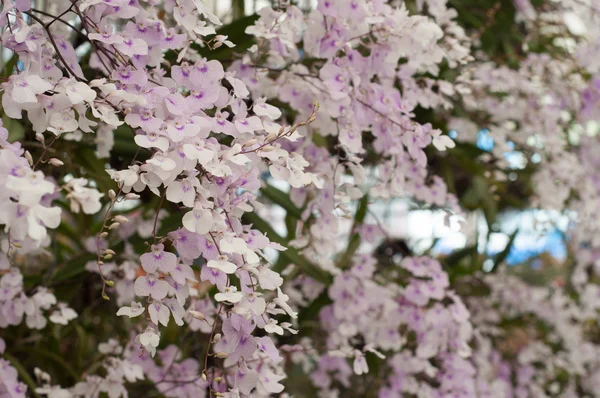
476 129 494 151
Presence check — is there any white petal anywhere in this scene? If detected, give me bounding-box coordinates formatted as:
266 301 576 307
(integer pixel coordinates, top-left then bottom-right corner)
432 135 456 151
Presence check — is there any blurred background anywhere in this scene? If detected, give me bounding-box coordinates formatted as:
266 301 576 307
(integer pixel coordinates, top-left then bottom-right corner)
3 0 581 288
218 0 583 290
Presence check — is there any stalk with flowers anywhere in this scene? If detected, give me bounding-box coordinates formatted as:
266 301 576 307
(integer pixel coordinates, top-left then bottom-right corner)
2 0 600 397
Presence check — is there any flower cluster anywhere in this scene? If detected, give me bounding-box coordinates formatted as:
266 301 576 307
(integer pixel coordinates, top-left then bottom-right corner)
3 0 600 397
0 121 62 246
0 338 27 398
0 122 77 331
466 271 600 397
34 339 144 398
0 0 318 394
0 0 482 396
309 255 474 397
234 0 468 277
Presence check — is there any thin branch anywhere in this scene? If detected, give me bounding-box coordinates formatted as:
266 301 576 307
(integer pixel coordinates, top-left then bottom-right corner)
24 11 86 82
32 136 58 170
27 8 86 37
235 102 319 155
152 190 167 244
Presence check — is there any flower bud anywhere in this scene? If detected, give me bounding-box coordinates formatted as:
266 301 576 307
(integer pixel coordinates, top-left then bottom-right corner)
108 190 117 200
35 133 45 143
100 232 109 238
125 193 140 200
265 132 278 142
108 222 120 230
102 292 110 301
113 215 129 223
243 138 257 148
105 280 115 287
48 158 64 167
25 151 33 166
34 368 51 382
201 372 207 382
214 352 228 358
189 310 205 320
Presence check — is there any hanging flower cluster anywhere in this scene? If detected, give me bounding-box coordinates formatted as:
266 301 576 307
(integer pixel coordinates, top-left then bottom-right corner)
2 0 600 397
467 271 600 397
0 120 77 333
0 0 320 395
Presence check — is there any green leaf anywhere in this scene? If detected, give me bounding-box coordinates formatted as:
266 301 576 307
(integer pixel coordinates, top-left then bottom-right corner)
2 114 25 142
72 147 114 194
464 176 497 234
55 221 87 251
49 252 97 285
232 0 245 20
298 291 332 329
443 244 478 268
1 54 17 78
113 125 147 159
336 195 368 268
260 184 303 219
74 324 89 369
2 353 40 398
491 228 519 272
13 347 79 383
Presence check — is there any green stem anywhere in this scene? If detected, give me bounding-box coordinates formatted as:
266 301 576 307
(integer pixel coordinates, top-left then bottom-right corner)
232 0 245 20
